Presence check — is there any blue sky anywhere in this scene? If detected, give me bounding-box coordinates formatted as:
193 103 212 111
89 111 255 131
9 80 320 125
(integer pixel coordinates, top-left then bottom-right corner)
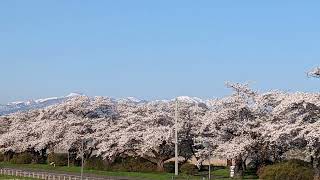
0 1 320 103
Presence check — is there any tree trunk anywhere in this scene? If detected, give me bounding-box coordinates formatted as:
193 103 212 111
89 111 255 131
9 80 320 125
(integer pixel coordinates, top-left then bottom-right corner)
142 155 169 172
156 160 165 172
242 160 247 172
234 155 244 178
4 151 14 161
313 157 320 180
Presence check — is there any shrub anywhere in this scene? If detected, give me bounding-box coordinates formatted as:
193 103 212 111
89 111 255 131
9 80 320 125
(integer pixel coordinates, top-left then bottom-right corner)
111 157 157 172
10 153 32 164
164 161 175 173
3 151 14 162
85 156 106 170
0 153 4 162
180 163 198 175
47 153 68 166
258 159 314 180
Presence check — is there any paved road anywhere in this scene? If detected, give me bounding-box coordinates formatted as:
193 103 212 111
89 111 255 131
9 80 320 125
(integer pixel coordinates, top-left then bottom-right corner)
0 167 140 180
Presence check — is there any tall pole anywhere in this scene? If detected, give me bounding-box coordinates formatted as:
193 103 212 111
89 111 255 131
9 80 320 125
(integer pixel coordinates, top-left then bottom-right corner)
81 139 84 180
175 99 179 176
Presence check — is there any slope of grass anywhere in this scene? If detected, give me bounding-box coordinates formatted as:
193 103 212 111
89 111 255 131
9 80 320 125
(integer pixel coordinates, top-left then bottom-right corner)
0 162 258 180
1 162 193 180
212 168 230 177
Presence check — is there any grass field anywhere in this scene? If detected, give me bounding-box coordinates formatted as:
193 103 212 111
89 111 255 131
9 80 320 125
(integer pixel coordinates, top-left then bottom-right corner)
0 162 258 180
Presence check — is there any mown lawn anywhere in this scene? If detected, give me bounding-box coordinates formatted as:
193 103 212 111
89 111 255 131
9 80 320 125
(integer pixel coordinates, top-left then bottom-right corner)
0 162 258 180
195 168 258 180
0 162 178 180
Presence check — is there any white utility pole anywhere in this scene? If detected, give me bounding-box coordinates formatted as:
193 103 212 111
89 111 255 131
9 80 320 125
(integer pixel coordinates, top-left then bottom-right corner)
174 99 179 176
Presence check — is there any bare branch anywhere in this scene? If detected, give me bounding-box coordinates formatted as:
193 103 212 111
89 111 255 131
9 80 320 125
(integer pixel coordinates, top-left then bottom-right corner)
307 67 320 78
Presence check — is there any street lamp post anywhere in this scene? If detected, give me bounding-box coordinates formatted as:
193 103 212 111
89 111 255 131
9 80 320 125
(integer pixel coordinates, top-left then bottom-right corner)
174 99 179 176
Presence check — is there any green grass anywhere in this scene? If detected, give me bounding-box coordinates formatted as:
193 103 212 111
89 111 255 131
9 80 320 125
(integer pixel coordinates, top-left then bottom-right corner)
243 169 259 180
0 174 38 180
0 162 258 180
196 168 258 180
212 168 230 177
0 162 188 180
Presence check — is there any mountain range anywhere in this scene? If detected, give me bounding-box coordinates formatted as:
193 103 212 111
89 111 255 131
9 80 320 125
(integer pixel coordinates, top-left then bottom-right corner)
0 93 207 116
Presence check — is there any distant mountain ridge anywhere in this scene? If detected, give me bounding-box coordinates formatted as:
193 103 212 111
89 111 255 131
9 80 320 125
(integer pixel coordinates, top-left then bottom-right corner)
0 94 207 116
0 93 82 116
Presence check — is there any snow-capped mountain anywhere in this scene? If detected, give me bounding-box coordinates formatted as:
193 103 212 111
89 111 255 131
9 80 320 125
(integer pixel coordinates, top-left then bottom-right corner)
0 94 208 116
0 93 82 116
116 97 147 104
175 96 205 104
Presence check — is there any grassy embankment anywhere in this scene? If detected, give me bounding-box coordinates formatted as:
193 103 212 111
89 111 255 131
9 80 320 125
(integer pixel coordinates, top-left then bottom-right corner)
0 162 258 180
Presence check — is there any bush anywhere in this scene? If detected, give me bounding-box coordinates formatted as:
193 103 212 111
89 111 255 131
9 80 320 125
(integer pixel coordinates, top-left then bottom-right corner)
10 153 32 164
47 153 68 166
3 151 14 162
258 159 314 180
85 156 106 170
110 157 157 172
0 153 4 162
164 161 175 173
180 163 198 175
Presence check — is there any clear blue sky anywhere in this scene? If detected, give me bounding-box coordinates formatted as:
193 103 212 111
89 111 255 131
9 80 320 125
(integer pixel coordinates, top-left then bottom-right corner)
1 1 320 103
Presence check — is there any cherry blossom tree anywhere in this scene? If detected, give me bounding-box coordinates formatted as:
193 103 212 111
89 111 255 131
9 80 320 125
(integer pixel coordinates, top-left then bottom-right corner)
0 96 116 158
200 82 259 177
97 100 204 171
257 92 320 179
1 81 320 179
